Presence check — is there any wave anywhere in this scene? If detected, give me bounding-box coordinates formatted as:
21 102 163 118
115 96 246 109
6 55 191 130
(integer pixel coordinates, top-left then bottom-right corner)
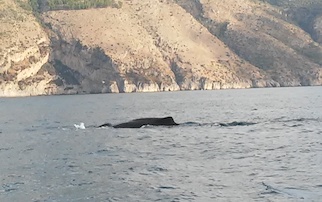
74 122 86 130
218 121 257 127
180 121 257 127
273 117 320 123
261 182 322 200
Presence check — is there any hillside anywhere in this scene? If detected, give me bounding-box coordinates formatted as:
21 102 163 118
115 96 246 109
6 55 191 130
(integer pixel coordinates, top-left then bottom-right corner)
0 0 322 96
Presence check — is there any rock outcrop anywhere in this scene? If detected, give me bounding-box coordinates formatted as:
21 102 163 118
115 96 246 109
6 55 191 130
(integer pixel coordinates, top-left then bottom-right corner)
0 0 58 96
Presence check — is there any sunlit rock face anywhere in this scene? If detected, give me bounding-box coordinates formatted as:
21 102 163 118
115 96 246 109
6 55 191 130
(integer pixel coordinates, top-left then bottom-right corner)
0 0 58 96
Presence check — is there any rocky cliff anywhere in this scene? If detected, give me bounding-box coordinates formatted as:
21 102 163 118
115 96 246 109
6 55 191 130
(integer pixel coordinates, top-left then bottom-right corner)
0 0 57 96
1 0 322 96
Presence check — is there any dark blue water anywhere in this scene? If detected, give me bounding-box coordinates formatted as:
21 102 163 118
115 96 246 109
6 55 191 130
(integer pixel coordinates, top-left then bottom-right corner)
0 87 322 201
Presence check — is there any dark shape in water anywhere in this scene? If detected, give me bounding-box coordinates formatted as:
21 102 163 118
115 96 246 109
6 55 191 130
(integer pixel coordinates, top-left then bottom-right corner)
98 116 179 128
219 121 256 127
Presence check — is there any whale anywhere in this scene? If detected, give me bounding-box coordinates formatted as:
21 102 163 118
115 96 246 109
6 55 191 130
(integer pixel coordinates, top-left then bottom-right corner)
98 116 179 128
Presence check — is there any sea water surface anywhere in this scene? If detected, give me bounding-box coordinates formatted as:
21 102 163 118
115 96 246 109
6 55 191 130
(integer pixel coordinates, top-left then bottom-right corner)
0 87 322 202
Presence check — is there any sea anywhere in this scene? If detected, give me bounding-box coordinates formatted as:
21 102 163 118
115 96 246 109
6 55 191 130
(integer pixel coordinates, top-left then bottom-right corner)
0 87 322 202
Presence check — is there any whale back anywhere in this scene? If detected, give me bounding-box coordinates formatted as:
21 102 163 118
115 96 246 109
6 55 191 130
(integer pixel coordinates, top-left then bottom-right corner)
113 116 178 128
157 116 179 126
97 123 113 128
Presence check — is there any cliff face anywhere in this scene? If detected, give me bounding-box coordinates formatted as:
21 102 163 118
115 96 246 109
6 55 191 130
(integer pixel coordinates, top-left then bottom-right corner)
0 0 58 96
1 0 322 96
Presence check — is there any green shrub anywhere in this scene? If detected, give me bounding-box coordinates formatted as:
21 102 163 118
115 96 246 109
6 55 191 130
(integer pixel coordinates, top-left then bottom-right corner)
298 43 322 65
45 0 122 11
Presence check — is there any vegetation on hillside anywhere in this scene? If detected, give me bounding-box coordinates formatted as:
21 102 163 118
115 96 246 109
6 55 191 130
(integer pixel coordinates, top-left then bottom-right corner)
260 0 322 24
263 0 322 7
24 0 122 13
46 0 122 11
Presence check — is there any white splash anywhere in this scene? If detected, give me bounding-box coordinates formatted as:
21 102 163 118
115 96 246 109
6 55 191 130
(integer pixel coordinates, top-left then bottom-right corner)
74 122 86 130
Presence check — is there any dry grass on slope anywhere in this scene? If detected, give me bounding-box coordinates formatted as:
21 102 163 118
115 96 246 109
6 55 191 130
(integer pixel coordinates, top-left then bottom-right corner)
200 0 322 86
43 0 265 89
